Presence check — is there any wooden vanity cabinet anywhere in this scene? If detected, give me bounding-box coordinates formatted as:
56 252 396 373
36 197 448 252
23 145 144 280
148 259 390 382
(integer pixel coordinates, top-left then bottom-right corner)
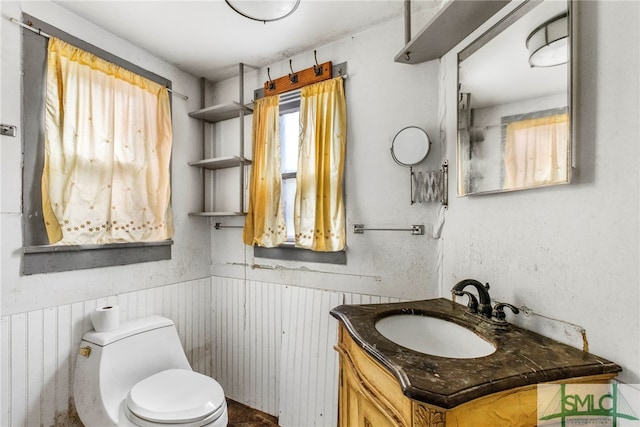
335 324 616 427
336 324 446 426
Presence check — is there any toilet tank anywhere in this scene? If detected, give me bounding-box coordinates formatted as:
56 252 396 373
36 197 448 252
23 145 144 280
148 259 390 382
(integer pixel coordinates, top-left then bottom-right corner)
74 315 191 425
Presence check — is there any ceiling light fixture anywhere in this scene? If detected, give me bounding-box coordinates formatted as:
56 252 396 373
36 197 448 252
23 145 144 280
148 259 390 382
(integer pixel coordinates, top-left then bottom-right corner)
225 0 300 23
526 13 568 67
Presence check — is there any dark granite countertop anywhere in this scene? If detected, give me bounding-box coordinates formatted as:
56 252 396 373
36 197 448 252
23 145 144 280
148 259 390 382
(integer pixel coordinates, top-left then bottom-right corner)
330 298 621 409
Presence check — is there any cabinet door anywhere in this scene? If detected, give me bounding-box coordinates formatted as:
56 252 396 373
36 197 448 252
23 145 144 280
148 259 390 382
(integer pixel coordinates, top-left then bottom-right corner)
358 393 396 427
339 368 360 427
339 363 398 427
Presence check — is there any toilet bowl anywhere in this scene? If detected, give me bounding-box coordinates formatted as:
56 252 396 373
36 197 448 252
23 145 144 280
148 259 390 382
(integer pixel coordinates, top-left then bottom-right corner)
73 315 228 426
123 369 227 427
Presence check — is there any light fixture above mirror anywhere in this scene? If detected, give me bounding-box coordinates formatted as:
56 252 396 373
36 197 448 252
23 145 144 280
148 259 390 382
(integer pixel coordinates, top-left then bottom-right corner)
526 13 569 67
225 0 300 23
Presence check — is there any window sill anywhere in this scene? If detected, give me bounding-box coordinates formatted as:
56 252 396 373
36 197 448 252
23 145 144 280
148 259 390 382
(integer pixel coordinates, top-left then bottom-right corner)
23 240 173 275
254 242 346 265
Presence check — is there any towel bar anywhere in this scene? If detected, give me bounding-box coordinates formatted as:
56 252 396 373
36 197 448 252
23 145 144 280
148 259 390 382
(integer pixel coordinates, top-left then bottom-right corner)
352 224 424 235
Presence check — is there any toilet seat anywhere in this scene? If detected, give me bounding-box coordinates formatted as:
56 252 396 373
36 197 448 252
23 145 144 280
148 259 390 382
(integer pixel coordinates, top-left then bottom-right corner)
125 369 226 427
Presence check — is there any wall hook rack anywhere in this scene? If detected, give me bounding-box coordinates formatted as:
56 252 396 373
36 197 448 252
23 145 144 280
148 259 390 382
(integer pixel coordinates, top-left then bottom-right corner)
262 60 334 97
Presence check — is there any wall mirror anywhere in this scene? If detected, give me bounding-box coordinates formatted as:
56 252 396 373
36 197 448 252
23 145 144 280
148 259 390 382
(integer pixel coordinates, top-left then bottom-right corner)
457 0 571 196
391 126 431 166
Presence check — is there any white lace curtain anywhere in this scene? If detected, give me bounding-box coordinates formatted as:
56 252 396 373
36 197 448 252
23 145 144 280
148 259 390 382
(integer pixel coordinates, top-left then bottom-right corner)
43 37 174 245
504 113 568 189
243 77 346 251
294 77 347 251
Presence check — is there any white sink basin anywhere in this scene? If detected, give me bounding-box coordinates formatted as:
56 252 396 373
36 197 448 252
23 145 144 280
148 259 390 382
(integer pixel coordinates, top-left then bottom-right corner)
375 314 496 359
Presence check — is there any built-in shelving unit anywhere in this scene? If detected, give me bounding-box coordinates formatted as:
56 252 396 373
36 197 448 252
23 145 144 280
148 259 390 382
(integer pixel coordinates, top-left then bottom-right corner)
188 64 252 217
394 0 510 64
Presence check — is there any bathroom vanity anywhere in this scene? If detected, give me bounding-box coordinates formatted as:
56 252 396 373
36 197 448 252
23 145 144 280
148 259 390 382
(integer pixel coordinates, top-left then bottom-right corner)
331 299 621 427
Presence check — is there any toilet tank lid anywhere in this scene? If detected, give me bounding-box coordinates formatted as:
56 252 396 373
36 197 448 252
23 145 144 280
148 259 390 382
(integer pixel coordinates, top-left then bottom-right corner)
82 315 174 347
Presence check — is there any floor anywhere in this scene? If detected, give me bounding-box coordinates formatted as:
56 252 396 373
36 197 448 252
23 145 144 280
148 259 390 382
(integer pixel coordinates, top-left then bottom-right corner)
227 399 280 427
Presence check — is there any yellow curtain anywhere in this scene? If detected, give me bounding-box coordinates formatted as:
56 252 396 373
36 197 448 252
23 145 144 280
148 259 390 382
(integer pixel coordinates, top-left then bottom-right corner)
243 95 287 247
294 77 346 251
504 113 568 189
43 37 173 245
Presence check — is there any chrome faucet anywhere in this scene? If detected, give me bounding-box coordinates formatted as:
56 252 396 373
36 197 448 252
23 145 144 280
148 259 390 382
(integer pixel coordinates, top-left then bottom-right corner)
451 279 493 318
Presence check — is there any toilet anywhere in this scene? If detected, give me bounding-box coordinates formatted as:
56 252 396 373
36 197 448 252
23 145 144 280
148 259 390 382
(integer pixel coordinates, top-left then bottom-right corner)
73 315 228 426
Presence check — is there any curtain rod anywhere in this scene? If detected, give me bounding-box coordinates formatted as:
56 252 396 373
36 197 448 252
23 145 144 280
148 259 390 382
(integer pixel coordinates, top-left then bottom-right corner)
9 17 189 100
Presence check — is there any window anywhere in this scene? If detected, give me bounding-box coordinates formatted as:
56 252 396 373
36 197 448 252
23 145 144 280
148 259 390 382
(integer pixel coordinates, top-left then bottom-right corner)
21 14 173 275
279 94 301 243
250 78 347 265
502 108 569 190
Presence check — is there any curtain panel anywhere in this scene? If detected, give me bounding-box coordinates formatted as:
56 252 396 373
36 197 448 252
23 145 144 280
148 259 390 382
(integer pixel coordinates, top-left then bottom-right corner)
244 77 346 252
295 77 347 251
43 37 173 245
504 113 568 189
243 95 287 247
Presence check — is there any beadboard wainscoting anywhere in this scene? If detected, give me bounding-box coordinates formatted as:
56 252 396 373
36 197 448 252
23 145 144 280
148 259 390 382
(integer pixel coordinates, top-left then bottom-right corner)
209 277 403 426
1 277 401 427
0 278 214 427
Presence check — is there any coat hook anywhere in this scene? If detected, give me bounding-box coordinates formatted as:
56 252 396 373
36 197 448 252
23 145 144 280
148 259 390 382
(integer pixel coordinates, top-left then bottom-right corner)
267 67 275 90
313 50 323 76
288 59 298 84
405 51 411 61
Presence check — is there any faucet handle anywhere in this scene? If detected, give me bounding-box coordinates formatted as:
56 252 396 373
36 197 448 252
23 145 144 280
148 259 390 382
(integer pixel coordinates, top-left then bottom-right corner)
453 290 479 313
492 302 520 321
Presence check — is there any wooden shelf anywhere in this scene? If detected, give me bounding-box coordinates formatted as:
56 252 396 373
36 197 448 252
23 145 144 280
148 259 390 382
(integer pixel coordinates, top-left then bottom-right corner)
394 0 510 64
189 156 251 170
188 101 253 123
188 211 247 217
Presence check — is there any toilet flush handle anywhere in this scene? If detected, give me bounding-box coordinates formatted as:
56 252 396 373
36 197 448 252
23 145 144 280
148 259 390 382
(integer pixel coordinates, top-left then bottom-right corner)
79 346 92 357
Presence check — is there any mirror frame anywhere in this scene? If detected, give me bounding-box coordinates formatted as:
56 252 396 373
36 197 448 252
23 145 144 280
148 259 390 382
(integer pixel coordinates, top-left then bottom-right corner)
456 0 574 196
391 126 431 167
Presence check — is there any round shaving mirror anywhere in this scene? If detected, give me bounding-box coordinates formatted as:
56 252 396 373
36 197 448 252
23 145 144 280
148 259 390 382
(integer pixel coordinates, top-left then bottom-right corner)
391 126 431 166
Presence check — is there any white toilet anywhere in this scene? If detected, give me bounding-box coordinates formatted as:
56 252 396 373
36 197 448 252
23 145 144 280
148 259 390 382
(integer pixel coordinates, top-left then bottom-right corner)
73 315 228 426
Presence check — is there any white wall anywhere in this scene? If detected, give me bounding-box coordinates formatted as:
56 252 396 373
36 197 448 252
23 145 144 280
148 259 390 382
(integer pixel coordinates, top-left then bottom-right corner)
209 14 446 301
441 0 640 384
0 1 210 316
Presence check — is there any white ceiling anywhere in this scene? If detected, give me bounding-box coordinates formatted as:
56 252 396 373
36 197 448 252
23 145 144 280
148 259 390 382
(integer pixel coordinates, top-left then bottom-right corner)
53 0 439 82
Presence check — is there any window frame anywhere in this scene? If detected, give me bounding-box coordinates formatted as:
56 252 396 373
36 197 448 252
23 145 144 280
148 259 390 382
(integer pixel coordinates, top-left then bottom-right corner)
21 14 173 275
